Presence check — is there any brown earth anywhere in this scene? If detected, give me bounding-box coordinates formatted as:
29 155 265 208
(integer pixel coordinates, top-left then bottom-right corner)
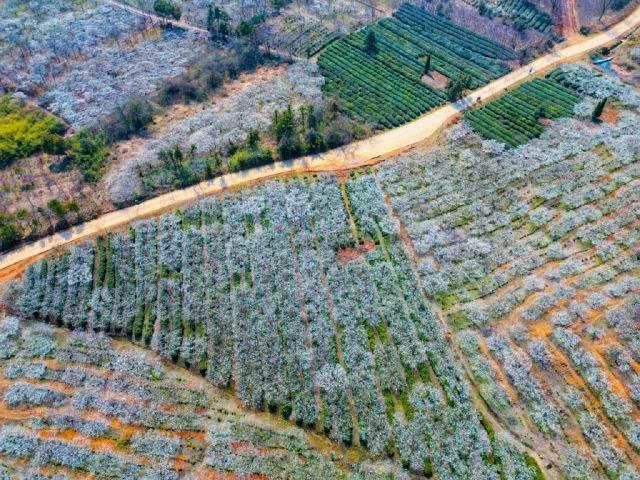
337 240 375 264
422 71 449 90
600 102 620 123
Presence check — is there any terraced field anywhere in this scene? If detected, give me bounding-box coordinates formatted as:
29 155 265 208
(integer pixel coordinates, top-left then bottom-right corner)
465 77 581 147
0 314 409 479
318 3 515 128
463 0 554 33
378 66 640 478
269 16 341 58
2 0 640 470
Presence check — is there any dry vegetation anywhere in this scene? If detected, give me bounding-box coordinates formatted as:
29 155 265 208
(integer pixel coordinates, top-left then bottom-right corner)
612 32 640 87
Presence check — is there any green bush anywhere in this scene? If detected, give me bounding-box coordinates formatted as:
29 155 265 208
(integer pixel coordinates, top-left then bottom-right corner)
227 146 273 172
47 199 79 218
153 0 181 20
0 95 66 168
66 130 110 182
0 214 20 251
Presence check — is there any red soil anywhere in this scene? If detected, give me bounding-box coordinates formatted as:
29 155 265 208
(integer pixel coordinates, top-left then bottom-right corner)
337 241 375 264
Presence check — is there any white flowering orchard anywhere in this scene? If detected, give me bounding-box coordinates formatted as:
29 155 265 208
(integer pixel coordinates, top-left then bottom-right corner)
15 172 538 478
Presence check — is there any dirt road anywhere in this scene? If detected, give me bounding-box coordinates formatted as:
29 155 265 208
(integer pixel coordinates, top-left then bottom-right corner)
1 5 639 279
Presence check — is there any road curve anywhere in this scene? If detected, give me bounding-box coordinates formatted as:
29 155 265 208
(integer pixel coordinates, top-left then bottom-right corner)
1 6 639 279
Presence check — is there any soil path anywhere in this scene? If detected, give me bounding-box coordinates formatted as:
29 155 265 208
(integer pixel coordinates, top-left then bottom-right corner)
1 5 640 279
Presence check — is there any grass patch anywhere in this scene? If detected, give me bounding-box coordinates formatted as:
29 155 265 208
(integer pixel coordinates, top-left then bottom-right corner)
228 145 274 172
524 453 545 480
448 310 471 330
0 95 66 167
434 291 458 309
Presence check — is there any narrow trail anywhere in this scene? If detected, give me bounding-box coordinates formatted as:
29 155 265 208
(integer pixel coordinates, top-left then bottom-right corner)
1 5 640 280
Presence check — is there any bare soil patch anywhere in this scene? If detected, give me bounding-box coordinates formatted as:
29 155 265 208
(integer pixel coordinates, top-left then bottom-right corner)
0 153 112 248
601 102 620 124
337 241 375 264
422 71 448 90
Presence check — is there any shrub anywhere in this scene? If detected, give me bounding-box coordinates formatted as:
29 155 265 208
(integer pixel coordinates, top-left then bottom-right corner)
227 146 273 172
0 215 20 252
157 78 206 106
0 95 66 167
66 130 110 182
153 0 181 21
104 97 154 141
47 199 80 218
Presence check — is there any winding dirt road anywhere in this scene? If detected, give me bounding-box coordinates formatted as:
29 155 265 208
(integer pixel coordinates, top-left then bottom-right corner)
1 5 639 279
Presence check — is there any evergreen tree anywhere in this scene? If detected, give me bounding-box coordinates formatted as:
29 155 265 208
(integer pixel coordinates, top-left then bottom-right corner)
424 54 431 75
272 106 295 141
207 5 214 31
302 105 324 153
445 75 471 102
247 129 260 149
219 20 229 40
272 106 302 159
592 97 607 122
153 0 181 22
536 105 547 119
365 30 378 54
208 6 230 40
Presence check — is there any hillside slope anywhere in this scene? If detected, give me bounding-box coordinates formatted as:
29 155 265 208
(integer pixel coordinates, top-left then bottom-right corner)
0 314 406 479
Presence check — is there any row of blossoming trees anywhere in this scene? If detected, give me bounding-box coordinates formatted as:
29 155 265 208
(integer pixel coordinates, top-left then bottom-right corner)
378 65 640 478
15 173 539 478
0 314 414 478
